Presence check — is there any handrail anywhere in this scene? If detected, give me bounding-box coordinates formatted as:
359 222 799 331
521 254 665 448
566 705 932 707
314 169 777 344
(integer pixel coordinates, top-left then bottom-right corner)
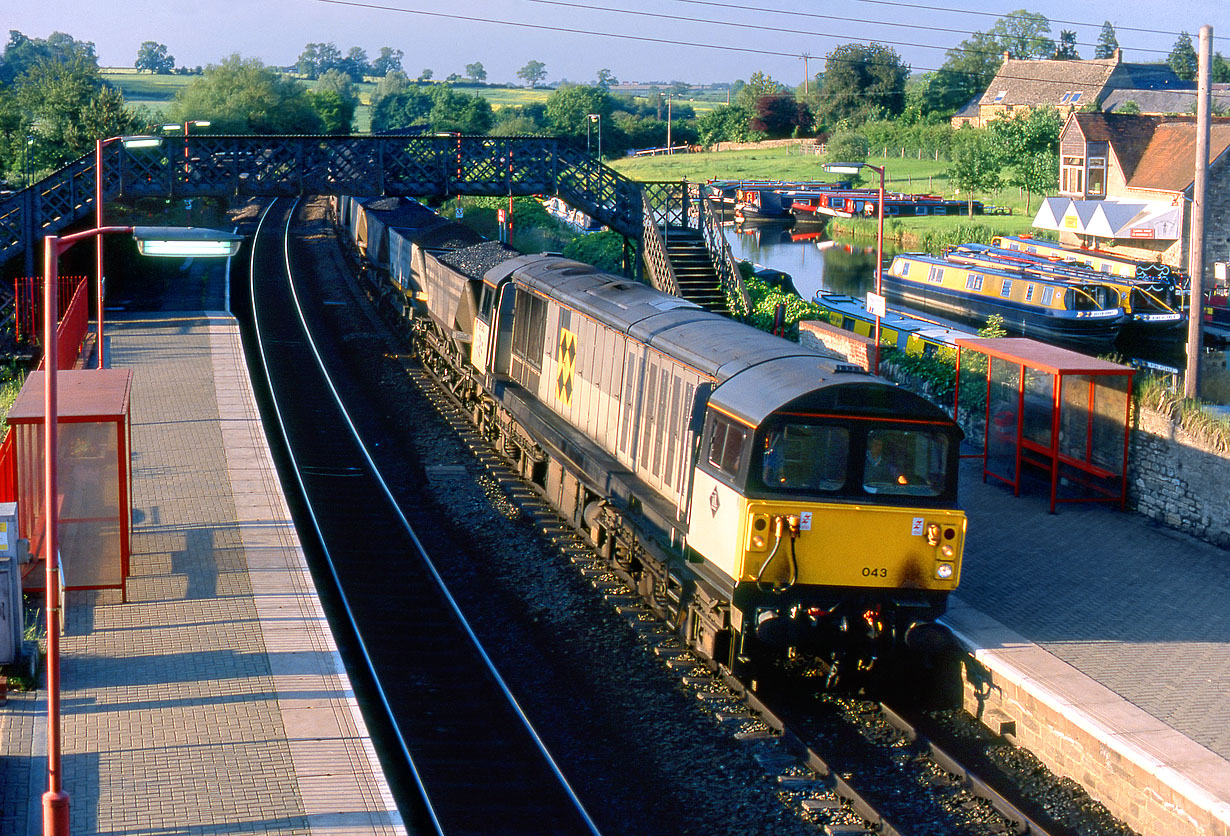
640 194 682 297
694 193 751 316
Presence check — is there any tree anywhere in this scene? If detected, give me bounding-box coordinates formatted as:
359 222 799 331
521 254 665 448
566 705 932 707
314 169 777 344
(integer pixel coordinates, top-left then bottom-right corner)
465 62 487 83
1213 53 1230 84
135 41 175 74
946 127 1002 214
817 42 910 126
371 86 434 132
1094 21 1119 59
1113 100 1141 114
595 68 617 91
371 70 408 108
1 30 97 85
296 42 342 79
428 85 494 133
307 88 355 133
988 10 1054 59
339 47 369 82
418 68 433 82
371 47 404 77
734 71 786 109
170 54 324 134
751 94 811 138
940 30 1004 111
315 69 359 109
1055 31 1079 60
824 131 869 165
1168 32 1198 82
546 85 611 135
988 107 1060 212
517 60 547 88
696 104 754 145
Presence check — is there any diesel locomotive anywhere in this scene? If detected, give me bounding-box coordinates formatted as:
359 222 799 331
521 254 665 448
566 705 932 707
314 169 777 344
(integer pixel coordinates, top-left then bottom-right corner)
336 196 967 681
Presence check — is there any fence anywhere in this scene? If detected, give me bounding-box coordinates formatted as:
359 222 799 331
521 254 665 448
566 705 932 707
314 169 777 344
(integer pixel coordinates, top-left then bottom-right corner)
14 275 87 346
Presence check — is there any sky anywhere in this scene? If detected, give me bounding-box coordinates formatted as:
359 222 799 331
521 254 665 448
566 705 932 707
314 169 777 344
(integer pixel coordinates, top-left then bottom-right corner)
4 0 1226 87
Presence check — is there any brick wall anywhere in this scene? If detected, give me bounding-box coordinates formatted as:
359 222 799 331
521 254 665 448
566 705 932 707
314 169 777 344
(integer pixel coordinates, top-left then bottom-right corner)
961 662 1230 836
797 320 870 370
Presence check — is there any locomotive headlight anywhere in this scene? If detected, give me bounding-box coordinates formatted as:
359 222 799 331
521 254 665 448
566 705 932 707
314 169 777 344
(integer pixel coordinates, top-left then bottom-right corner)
936 562 954 580
752 535 766 549
940 544 954 559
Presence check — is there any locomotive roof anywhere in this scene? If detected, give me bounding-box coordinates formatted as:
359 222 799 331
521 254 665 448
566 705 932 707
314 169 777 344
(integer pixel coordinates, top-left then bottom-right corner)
492 255 959 428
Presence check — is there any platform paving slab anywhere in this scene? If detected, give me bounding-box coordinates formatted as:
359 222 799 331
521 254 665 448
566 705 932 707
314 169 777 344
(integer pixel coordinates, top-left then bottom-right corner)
0 313 404 836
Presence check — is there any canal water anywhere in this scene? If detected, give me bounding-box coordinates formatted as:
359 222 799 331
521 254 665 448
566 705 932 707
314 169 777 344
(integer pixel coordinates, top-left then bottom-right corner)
721 219 1230 398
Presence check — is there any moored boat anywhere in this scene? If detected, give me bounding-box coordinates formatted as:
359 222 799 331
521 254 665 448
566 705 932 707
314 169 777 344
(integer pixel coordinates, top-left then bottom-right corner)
811 292 978 356
884 253 1127 347
947 243 1185 341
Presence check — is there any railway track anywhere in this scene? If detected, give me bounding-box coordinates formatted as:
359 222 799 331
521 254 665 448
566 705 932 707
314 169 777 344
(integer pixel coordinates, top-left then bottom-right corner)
245 197 600 836
243 195 1123 836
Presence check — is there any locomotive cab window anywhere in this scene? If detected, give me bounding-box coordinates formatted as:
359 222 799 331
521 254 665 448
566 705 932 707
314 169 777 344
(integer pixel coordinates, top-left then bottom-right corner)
863 429 949 497
707 415 748 480
761 423 848 491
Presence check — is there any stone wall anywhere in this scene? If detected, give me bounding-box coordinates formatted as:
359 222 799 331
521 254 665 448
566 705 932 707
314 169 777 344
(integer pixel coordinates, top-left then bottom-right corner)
1129 405 1230 548
707 138 822 154
800 318 1230 550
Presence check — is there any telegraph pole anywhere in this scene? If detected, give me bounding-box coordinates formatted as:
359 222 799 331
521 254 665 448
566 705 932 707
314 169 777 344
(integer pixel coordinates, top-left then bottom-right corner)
1185 24 1212 400
800 53 812 97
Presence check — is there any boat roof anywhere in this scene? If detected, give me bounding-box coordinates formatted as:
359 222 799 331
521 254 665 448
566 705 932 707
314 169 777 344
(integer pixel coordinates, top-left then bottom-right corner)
892 252 1113 288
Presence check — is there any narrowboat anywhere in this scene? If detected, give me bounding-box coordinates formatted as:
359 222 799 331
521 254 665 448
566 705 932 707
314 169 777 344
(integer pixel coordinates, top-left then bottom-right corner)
706 179 846 207
992 235 1186 289
811 292 978 356
947 243 1185 341
542 197 604 232
790 189 984 220
884 253 1127 347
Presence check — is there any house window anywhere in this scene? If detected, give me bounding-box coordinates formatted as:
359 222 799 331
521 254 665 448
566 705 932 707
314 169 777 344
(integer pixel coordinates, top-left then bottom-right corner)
1061 156 1085 194
1041 286 1055 305
1087 156 1106 196
1000 279 1013 297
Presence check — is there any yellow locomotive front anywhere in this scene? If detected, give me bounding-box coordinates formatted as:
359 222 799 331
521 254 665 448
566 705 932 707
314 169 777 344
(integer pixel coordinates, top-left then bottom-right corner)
687 370 966 678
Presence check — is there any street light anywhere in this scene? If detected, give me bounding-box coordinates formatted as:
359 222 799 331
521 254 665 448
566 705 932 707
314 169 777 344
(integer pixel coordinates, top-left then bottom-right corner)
587 113 601 159
95 135 165 369
40 223 241 836
24 135 33 189
824 161 886 374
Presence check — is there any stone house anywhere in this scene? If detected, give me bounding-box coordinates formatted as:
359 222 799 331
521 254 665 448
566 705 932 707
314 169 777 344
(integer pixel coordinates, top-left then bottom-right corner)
952 50 1187 129
1032 112 1230 273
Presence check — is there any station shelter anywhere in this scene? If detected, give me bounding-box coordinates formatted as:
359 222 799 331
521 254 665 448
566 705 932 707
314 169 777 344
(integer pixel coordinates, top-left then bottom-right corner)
953 338 1133 513
7 369 133 599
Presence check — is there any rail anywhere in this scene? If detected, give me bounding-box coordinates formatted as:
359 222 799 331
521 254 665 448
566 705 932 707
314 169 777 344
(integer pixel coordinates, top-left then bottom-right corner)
693 193 751 316
640 195 682 298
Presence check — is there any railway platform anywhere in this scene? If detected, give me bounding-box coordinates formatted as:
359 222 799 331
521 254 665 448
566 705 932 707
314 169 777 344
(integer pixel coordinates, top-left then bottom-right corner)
947 458 1230 836
0 312 404 836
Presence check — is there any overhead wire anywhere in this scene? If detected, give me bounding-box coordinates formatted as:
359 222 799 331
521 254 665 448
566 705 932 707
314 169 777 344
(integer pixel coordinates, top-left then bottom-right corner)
305 0 1208 96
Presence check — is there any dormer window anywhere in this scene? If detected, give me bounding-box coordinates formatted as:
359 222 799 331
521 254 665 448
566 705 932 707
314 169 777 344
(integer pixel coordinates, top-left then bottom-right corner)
1070 91 1082 104
1060 92 1073 103
993 90 1007 103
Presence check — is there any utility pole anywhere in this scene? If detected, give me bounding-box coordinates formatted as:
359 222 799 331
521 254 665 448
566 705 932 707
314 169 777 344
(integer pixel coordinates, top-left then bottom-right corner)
800 53 812 97
1185 24 1212 400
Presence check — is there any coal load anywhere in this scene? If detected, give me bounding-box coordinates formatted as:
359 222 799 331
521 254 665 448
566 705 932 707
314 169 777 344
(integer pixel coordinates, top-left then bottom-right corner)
439 240 521 280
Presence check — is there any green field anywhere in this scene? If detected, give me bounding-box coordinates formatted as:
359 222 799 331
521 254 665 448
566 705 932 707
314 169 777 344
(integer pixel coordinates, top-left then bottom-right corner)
609 146 1044 245
103 71 193 118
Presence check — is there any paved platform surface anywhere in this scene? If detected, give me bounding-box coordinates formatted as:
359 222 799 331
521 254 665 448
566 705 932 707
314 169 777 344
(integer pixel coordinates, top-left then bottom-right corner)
0 313 404 836
947 455 1230 823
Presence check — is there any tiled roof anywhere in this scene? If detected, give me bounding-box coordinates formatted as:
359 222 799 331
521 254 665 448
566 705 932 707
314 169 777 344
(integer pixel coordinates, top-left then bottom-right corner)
980 57 1186 108
1103 88 1230 115
1069 113 1230 192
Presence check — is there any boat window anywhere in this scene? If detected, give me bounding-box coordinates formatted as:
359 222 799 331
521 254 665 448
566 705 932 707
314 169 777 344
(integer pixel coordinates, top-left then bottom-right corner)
863 429 949 497
1041 286 1055 305
1025 283 1035 302
965 274 983 291
762 424 848 492
928 265 944 284
899 261 911 276
1000 279 1013 297
707 414 748 479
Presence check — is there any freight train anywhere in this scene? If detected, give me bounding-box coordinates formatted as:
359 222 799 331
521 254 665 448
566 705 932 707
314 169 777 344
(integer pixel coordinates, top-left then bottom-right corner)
334 196 967 683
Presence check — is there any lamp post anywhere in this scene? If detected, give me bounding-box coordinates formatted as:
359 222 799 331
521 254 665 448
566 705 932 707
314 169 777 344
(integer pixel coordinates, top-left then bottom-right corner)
825 161 886 374
24 136 33 189
94 135 164 369
39 224 242 836
587 113 601 159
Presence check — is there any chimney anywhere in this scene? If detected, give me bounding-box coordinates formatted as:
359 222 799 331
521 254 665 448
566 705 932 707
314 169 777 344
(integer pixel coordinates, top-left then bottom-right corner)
1003 51 1012 62
1113 47 1122 63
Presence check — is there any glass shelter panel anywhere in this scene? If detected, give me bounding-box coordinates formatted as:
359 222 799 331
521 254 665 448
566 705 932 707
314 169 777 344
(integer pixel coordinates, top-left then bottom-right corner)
1022 368 1054 448
986 356 1021 484
59 422 122 588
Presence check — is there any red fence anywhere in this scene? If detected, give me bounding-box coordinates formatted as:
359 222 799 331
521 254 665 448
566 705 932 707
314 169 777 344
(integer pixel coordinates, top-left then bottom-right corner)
14 275 87 346
0 432 15 504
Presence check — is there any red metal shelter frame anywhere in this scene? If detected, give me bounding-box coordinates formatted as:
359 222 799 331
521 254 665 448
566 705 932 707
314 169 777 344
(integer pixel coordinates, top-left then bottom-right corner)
953 337 1134 513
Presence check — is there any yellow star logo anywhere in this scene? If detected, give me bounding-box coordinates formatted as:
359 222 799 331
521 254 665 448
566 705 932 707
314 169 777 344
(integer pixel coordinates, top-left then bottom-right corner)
556 327 577 405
